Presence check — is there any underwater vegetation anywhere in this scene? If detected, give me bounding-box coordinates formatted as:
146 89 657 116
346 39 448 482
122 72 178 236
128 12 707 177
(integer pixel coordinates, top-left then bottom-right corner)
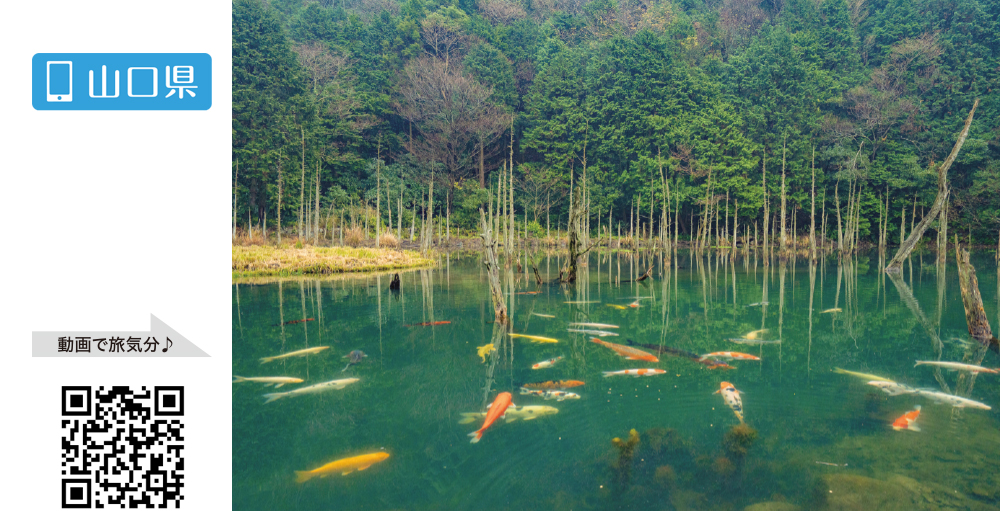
723 423 759 460
611 428 640 492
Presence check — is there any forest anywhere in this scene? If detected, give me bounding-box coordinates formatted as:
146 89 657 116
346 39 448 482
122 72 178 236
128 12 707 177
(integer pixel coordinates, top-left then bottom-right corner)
232 0 999 248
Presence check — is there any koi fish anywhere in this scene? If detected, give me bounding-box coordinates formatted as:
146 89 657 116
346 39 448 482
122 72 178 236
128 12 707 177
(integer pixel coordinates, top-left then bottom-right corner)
866 381 919 396
913 390 991 410
263 378 359 403
405 321 451 327
591 338 659 362
628 300 642 308
832 367 894 383
747 302 768 307
459 405 558 424
892 405 921 432
744 329 769 340
821 308 842 313
569 322 619 329
295 452 389 482
606 304 629 310
914 361 998 373
259 346 330 364
726 338 782 345
276 318 315 326
602 369 666 377
520 380 585 390
515 291 542 295
519 388 546 397
543 390 580 401
699 351 761 361
815 461 848 467
714 381 745 423
342 350 367 372
509 333 559 344
624 340 730 369
531 313 556 318
532 356 564 369
232 376 303 388
476 344 496 363
469 392 514 443
568 329 619 337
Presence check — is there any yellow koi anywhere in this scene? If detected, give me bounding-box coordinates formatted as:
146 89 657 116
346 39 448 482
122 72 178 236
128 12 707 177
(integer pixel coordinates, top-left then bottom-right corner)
509 333 559 344
295 452 389 482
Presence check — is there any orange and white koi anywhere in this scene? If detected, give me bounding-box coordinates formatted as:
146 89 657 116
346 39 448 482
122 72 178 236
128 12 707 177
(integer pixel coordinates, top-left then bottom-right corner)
469 392 514 443
568 322 619 329
892 405 921 432
519 387 546 397
521 380 585 390
699 351 760 362
591 338 659 362
532 356 564 369
602 368 666 377
714 381 745 423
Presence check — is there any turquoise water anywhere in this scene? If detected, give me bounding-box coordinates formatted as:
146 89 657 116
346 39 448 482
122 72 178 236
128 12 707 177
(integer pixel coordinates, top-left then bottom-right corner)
233 251 1000 510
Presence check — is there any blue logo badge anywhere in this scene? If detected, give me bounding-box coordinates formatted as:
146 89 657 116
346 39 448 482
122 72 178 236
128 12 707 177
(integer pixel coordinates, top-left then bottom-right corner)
33 53 211 110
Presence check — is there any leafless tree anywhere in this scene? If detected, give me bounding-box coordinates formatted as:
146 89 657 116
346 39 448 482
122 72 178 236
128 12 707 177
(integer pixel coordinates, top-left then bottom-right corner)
293 43 349 94
719 0 766 54
421 13 467 69
394 57 507 194
478 0 526 25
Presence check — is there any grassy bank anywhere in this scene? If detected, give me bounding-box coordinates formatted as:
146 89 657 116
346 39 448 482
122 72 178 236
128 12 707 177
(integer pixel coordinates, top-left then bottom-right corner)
232 245 434 279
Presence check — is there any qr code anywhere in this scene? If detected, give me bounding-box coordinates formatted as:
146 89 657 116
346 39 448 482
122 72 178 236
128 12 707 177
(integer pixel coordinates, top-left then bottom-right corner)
61 386 185 509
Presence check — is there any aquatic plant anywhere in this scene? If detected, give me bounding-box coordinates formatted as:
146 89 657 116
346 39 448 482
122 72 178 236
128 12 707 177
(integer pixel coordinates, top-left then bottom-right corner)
378 232 400 248
723 423 758 459
712 456 736 477
611 428 640 491
654 465 676 488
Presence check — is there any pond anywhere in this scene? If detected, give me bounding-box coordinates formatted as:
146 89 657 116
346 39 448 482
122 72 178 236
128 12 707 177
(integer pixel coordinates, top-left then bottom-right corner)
233 250 1000 511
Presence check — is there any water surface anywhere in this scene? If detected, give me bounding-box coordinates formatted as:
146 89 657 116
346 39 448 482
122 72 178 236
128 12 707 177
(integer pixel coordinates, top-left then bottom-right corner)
233 250 1000 510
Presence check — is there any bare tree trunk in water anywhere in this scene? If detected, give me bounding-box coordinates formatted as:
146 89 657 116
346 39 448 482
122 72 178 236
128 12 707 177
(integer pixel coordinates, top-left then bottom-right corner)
886 99 978 273
779 138 787 255
810 146 816 260
479 209 508 323
563 186 598 282
937 197 948 265
956 243 993 342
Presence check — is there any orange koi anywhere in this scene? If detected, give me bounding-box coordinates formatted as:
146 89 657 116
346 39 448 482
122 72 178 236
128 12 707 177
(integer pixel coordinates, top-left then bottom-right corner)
591 338 659 362
699 351 760 361
469 392 513 444
405 321 451 327
520 380 585 390
892 405 921 432
515 291 542 295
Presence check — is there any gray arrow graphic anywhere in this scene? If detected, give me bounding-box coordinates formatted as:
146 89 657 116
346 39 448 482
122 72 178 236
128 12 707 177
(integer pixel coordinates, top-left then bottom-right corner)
32 314 210 357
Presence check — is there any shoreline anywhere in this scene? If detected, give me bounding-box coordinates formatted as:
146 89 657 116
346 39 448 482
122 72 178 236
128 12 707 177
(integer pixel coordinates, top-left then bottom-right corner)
232 245 435 279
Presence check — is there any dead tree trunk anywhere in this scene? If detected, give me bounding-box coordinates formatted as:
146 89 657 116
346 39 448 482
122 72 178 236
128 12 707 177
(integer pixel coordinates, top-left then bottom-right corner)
885 99 978 273
636 265 653 282
956 244 993 342
563 186 598 282
479 209 508 323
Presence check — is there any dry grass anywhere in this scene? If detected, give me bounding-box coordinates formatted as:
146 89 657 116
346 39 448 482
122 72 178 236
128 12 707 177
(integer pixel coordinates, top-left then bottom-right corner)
344 226 365 247
233 245 433 278
378 232 400 248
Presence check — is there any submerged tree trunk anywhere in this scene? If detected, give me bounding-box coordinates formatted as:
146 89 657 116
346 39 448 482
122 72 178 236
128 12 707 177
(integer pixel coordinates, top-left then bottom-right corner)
886 99 979 273
563 186 598 282
779 139 787 255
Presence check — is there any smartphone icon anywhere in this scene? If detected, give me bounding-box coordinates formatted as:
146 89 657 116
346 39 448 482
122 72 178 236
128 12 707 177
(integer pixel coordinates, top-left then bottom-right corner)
47 61 72 102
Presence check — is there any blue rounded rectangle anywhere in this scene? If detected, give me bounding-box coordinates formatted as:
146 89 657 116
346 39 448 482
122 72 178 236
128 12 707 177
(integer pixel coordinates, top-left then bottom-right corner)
33 53 212 110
